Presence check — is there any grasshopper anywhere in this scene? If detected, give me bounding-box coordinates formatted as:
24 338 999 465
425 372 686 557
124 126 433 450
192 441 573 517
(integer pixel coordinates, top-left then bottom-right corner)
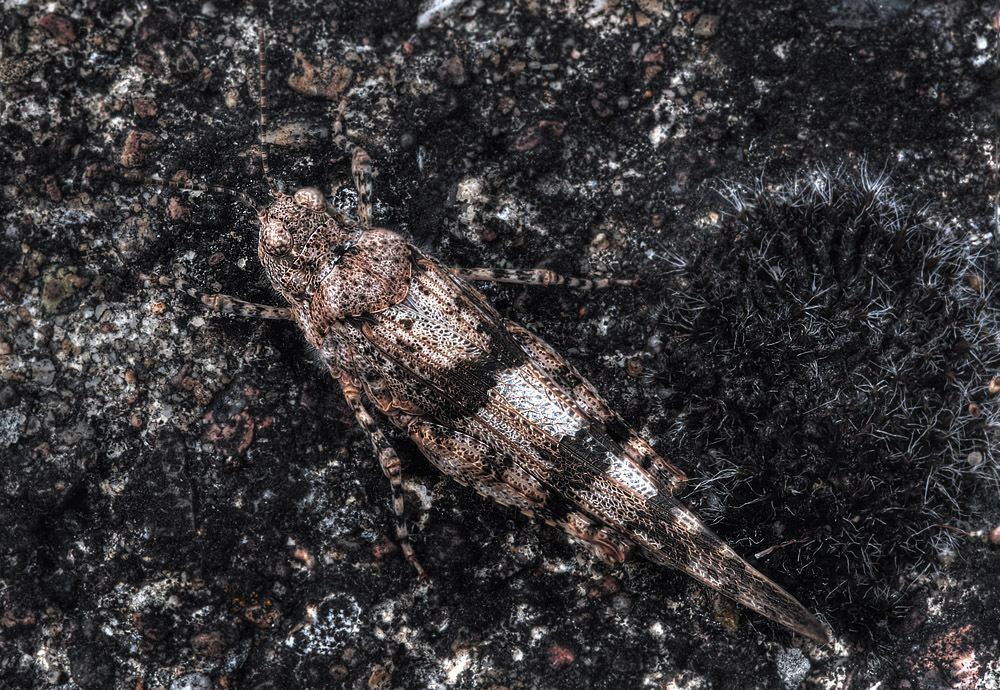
128 31 828 644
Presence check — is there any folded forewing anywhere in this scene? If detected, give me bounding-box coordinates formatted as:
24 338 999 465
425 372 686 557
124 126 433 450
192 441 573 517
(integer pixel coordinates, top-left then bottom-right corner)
336 254 826 642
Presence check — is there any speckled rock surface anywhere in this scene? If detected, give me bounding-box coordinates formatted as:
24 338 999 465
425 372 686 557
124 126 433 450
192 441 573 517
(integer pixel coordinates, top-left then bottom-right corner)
2 1 998 688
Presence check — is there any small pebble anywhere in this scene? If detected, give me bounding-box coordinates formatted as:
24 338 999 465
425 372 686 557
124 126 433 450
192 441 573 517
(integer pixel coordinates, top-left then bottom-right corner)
693 14 720 37
287 51 352 101
30 359 56 387
39 13 76 45
121 130 158 168
170 673 212 690
190 631 226 658
439 55 466 86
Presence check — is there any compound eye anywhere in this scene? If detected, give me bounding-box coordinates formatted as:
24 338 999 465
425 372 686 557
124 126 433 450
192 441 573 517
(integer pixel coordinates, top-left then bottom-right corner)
261 219 292 256
293 187 326 211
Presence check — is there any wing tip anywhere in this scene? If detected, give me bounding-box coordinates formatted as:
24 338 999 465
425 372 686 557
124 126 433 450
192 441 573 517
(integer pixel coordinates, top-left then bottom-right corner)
792 614 830 645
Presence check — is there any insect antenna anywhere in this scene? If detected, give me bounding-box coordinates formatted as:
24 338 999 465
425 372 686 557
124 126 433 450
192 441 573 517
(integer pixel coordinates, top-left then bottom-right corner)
256 27 282 199
113 26 282 211
119 171 261 211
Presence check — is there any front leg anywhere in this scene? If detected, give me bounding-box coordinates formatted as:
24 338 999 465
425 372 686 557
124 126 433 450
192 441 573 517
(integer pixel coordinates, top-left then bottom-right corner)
333 109 374 229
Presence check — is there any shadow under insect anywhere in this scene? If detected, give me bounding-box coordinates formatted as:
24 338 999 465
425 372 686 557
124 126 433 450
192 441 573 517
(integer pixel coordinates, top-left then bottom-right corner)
649 170 1000 641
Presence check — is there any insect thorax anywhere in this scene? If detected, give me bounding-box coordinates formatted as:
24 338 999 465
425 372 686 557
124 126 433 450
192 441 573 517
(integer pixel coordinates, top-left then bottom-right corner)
256 191 413 333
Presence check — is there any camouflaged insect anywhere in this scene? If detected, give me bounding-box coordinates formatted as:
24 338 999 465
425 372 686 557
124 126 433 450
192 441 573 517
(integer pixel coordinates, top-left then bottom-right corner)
132 34 828 644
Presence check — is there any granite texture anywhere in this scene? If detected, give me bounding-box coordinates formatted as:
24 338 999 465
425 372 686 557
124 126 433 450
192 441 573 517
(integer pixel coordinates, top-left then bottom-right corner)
2 1 998 688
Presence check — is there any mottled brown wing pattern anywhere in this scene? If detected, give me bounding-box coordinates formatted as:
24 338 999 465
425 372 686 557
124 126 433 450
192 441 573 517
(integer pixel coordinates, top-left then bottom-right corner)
331 252 828 643
504 321 689 496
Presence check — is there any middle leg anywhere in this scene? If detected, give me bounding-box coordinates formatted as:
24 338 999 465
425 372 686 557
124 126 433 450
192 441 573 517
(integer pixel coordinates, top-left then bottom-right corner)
450 267 637 291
